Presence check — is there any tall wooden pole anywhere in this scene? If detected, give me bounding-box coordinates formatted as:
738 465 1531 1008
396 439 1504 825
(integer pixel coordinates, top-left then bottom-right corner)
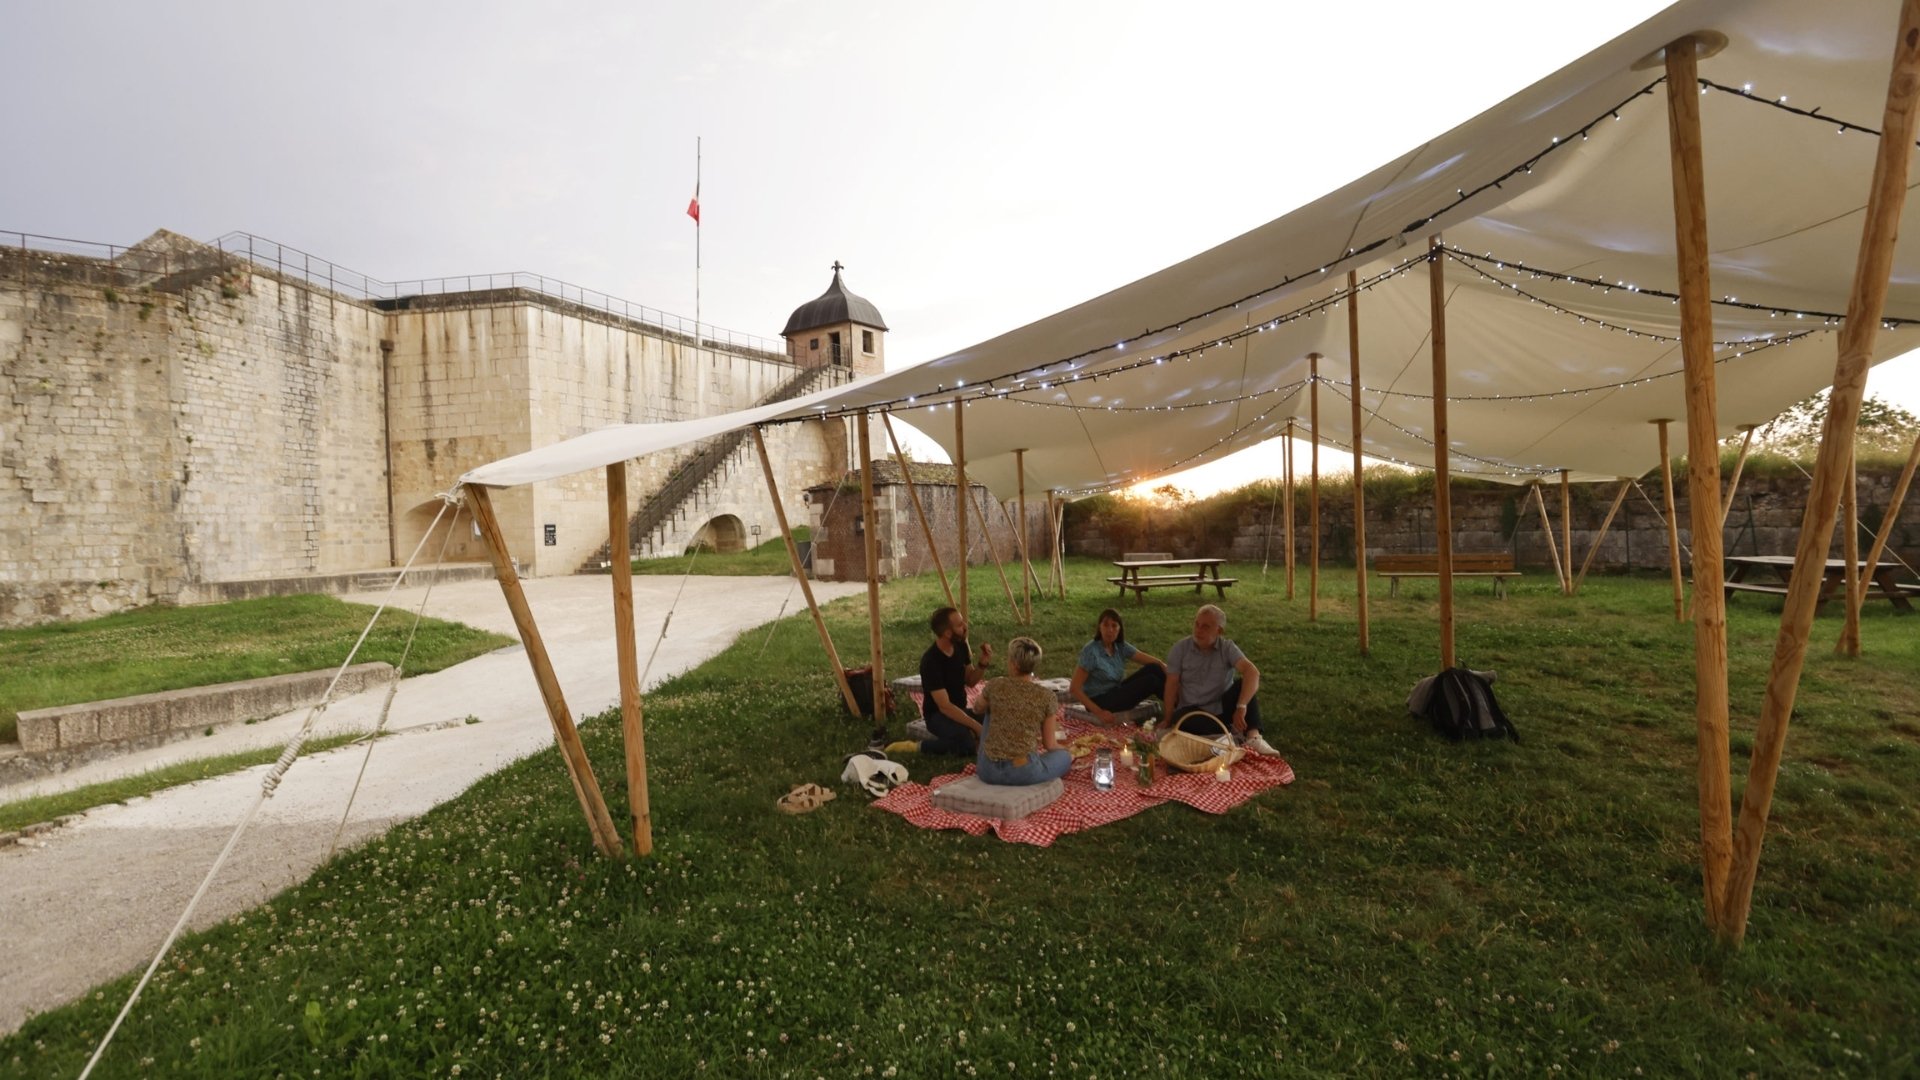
605 463 652 856
466 483 623 858
857 412 885 714
1308 353 1322 621
1560 469 1573 596
1721 425 1757 528
1574 479 1633 593
1667 34 1735 929
1048 491 1066 598
1726 0 1920 946
1839 454 1862 657
1348 270 1370 657
1427 236 1456 669
1531 483 1568 593
968 486 1020 616
1654 419 1685 622
1858 430 1920 607
1283 421 1296 599
882 414 953 607
1015 449 1032 624
753 428 861 718
955 403 969 623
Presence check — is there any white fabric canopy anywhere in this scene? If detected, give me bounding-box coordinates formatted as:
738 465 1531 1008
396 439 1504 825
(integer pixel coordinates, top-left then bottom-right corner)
465 0 1920 497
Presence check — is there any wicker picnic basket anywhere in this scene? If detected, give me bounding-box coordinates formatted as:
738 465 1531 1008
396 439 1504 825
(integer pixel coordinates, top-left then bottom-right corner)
1156 711 1245 774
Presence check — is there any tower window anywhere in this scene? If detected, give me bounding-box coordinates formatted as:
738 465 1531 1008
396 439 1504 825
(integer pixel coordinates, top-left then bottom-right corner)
809 337 820 350
862 330 875 354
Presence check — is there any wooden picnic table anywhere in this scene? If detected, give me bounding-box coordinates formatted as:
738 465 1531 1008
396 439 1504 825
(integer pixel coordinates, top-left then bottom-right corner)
1723 554 1916 613
1107 557 1237 604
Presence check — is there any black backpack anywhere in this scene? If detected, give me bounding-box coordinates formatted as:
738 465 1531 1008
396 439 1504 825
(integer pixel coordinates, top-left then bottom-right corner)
1416 668 1519 743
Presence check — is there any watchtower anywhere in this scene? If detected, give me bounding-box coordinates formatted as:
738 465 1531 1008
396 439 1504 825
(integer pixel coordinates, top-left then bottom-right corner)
781 261 888 376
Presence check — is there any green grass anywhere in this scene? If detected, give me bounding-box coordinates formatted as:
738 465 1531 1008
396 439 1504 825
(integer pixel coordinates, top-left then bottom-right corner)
629 527 809 577
5 561 1918 1077
0 594 513 744
0 733 370 834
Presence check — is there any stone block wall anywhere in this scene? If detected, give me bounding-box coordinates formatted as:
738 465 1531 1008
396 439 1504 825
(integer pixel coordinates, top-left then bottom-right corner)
808 473 1052 586
1064 472 1920 572
1 241 389 625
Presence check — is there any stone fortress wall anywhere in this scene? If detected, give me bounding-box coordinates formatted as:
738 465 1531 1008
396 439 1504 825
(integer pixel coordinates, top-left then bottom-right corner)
1 232 854 627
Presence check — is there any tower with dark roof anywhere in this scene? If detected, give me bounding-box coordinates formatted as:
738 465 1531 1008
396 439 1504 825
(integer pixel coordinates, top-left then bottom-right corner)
781 261 888 376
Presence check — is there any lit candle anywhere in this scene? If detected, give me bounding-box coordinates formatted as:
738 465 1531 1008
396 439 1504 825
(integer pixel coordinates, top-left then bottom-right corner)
1215 767 1232 784
1119 746 1135 767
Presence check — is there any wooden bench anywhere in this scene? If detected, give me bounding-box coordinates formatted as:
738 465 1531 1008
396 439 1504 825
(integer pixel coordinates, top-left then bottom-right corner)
1374 553 1520 598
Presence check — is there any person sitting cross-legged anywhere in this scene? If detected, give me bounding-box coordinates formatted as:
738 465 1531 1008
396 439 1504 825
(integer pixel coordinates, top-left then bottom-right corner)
1161 603 1279 756
887 606 993 757
975 636 1071 786
1069 606 1167 724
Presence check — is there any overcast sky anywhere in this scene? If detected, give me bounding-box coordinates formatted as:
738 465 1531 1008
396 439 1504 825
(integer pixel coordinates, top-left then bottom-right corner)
8 0 1916 494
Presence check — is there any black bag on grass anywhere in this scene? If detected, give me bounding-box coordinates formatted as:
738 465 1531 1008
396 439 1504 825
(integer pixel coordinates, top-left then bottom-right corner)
1417 667 1519 743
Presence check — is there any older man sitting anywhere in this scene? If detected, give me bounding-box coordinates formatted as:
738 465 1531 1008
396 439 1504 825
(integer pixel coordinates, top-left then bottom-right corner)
1161 604 1278 756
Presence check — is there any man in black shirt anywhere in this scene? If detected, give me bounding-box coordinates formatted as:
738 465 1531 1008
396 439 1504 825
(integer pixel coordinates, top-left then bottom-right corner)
892 605 993 756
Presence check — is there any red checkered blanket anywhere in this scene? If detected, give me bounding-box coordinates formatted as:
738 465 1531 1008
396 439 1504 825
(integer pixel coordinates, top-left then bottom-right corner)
875 707 1295 847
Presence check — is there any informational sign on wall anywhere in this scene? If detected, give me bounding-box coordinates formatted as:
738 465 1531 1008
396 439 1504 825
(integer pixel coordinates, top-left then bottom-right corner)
543 524 557 546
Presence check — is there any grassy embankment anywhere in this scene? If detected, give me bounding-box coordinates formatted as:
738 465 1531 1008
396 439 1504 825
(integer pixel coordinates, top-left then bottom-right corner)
4 562 1916 1077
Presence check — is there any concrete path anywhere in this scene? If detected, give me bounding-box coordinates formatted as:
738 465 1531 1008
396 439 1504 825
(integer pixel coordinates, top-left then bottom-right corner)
0 574 863 1036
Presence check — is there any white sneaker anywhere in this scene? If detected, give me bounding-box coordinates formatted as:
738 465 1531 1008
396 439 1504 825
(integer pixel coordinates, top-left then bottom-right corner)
1243 733 1279 756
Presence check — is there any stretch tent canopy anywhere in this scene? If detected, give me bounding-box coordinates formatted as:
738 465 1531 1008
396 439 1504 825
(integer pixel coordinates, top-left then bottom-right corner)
463 0 1920 498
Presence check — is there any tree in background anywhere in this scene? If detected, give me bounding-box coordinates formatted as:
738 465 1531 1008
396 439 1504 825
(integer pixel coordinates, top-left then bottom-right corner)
1751 390 1918 454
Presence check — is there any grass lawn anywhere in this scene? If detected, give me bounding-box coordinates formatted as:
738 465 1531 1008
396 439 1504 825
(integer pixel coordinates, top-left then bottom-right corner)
629 528 809 577
4 561 1916 1077
0 594 514 744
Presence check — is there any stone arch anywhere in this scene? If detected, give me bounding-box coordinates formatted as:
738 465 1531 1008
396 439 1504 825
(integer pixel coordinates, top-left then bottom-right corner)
687 513 748 554
403 498 490 566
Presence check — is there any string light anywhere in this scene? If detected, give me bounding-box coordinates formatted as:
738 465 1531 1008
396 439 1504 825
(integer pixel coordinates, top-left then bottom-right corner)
1697 77 1920 144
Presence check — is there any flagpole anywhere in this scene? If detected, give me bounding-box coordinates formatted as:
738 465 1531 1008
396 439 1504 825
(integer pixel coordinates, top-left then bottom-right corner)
694 136 701 347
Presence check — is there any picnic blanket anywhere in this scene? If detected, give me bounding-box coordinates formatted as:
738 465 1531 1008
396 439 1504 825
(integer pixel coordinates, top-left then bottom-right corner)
874 707 1295 846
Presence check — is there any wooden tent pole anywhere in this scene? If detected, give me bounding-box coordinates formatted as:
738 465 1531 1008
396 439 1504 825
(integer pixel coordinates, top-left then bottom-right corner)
1015 449 1032 624
1560 470 1573 596
996 497 1047 597
881 414 953 608
1666 30 1736 931
1654 419 1684 622
605 463 652 856
1574 479 1633 594
955 402 969 623
1348 270 1370 657
1859 430 1920 606
752 428 861 719
1531 482 1568 593
1839 453 1862 657
1283 421 1296 599
1428 236 1456 669
465 483 623 858
856 413 885 714
1308 353 1322 621
1726 0 1920 946
1721 425 1758 529
968 485 1020 617
1049 490 1066 598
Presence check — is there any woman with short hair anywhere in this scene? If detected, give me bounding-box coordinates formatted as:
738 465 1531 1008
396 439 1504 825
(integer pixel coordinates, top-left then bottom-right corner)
976 636 1071 786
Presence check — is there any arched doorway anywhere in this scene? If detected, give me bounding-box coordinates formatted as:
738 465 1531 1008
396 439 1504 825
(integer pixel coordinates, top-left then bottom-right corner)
687 514 748 554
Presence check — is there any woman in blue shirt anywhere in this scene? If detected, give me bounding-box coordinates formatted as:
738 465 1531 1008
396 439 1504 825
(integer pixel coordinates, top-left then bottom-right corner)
1068 607 1168 724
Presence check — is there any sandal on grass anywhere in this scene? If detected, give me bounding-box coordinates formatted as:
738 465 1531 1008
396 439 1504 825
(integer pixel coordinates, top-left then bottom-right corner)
777 783 836 815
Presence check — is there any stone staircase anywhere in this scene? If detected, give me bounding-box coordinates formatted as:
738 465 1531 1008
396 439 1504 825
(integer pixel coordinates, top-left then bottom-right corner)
578 365 845 570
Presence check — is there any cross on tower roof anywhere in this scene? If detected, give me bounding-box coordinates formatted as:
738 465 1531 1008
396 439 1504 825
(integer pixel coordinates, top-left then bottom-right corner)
831 260 844 274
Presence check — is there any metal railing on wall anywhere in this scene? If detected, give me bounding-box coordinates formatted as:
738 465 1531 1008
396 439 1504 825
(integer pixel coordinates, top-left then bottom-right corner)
3 228 787 358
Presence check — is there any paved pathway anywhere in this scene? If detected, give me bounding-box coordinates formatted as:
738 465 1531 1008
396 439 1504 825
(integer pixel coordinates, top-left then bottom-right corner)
0 574 862 1035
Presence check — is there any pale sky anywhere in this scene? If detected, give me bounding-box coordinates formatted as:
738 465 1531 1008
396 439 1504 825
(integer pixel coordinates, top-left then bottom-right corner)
7 0 1917 496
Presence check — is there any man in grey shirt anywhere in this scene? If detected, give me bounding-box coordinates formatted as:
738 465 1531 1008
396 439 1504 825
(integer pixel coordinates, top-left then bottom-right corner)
1162 604 1278 756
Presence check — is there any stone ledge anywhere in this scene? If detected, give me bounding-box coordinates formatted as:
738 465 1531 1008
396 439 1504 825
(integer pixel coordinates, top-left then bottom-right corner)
15 663 396 754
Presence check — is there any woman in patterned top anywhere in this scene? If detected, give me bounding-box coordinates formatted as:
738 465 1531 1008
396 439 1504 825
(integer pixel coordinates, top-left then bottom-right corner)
976 637 1071 786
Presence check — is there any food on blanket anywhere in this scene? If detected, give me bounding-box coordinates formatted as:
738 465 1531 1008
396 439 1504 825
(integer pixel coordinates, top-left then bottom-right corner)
1067 733 1109 759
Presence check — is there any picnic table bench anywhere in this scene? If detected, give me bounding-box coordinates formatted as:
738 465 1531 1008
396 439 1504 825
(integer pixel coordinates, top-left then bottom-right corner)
1374 552 1521 598
1106 552 1237 604
1723 555 1917 613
